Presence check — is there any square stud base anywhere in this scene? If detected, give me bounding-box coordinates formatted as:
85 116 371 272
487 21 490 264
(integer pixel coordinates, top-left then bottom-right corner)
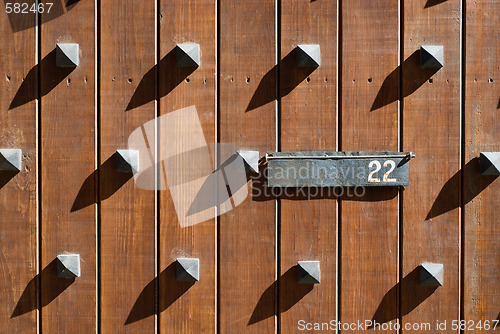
296 44 321 67
480 152 500 175
176 257 200 282
56 43 79 67
57 254 81 278
116 149 139 173
420 45 444 69
0 149 22 171
176 43 201 67
420 262 443 287
298 260 321 284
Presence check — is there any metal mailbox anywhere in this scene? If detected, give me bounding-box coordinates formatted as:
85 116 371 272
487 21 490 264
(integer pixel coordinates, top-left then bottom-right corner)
265 151 414 188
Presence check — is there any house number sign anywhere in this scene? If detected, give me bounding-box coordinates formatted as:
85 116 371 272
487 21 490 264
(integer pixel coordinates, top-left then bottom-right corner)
265 151 413 188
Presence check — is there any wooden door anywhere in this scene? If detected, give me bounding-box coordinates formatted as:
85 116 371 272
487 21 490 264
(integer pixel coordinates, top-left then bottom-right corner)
1 0 499 333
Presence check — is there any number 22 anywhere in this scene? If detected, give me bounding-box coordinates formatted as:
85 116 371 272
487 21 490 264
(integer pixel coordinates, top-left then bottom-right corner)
368 160 397 183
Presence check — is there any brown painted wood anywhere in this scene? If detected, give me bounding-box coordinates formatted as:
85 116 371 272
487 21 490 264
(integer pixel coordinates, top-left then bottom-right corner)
340 1 400 333
158 0 216 333
279 0 337 332
3 1 500 332
402 0 461 331
40 1 97 332
0 6 38 333
219 0 276 333
464 0 500 331
99 0 156 332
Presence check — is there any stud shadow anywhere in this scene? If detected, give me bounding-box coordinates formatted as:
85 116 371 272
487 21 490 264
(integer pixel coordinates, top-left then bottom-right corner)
246 48 317 112
497 98 500 109
9 48 75 110
424 0 447 8
369 266 438 328
371 50 440 111
5 0 80 33
126 46 197 111
0 170 20 189
71 152 133 212
11 259 75 318
248 266 314 325
186 152 253 216
426 158 498 220
125 262 195 325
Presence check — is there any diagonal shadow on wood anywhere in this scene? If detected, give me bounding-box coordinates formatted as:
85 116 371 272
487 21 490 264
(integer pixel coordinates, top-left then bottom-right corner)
248 266 314 325
186 152 252 216
125 262 195 325
426 158 498 220
246 48 317 112
371 50 439 111
4 0 80 33
11 259 75 317
369 266 438 328
497 98 500 109
424 0 447 8
126 46 196 111
71 152 133 212
9 49 75 110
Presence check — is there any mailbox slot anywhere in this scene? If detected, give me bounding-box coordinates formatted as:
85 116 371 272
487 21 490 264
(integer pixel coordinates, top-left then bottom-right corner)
265 151 414 188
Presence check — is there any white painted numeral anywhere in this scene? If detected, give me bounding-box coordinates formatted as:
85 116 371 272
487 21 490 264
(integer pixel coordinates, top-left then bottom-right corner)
383 160 397 182
368 161 381 182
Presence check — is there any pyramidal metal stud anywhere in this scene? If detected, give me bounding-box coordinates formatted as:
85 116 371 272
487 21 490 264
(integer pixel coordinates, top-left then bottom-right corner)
56 43 79 67
296 44 321 67
0 149 22 171
176 43 201 67
176 258 200 282
298 260 321 284
420 45 444 69
480 152 500 175
57 254 81 278
237 150 259 174
116 149 139 173
420 262 443 287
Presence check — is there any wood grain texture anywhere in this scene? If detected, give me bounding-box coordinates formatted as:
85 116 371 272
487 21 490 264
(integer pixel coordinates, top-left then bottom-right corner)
279 0 337 332
40 0 97 332
0 5 37 333
340 1 400 333
2 1 500 332
158 0 216 333
99 0 156 332
402 0 461 331
219 0 276 333
463 0 500 331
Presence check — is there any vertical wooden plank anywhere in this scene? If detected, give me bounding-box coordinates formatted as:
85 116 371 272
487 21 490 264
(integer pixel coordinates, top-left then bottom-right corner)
99 0 156 332
158 0 216 332
402 0 461 331
0 4 37 333
341 0 400 333
464 0 500 331
219 0 276 332
279 0 337 332
40 0 96 332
